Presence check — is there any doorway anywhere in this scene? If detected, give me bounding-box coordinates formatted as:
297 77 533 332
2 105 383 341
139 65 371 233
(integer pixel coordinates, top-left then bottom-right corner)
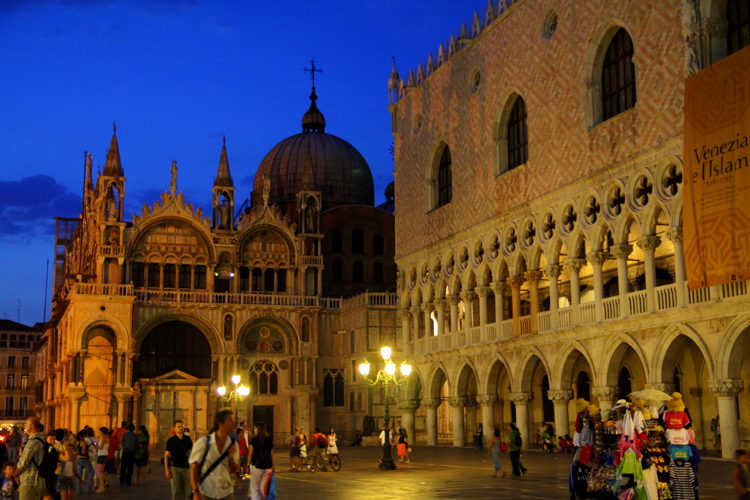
253 405 274 434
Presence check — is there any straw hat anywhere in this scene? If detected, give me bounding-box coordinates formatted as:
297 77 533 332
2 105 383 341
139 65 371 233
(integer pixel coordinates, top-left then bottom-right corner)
575 398 590 413
666 392 685 412
587 404 601 416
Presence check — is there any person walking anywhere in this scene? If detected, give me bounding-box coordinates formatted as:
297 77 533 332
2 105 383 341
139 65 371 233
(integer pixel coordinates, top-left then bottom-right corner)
188 410 240 500
507 423 527 477
94 428 109 493
6 429 21 465
118 425 137 486
75 430 94 495
57 442 80 500
164 420 193 500
236 428 249 478
13 418 49 500
396 428 409 464
489 428 506 478
734 449 750 500
247 422 274 500
133 426 149 486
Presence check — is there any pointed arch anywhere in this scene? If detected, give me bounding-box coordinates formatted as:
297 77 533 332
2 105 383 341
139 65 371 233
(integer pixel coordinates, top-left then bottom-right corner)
482 354 513 395
134 312 225 355
552 341 597 390
75 316 129 352
493 89 529 174
718 314 750 380
454 361 480 398
514 348 551 393
426 363 451 400
598 332 649 387
651 324 714 383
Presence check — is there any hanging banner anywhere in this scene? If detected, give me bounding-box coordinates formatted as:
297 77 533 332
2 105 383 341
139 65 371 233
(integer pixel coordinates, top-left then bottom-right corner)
683 46 750 289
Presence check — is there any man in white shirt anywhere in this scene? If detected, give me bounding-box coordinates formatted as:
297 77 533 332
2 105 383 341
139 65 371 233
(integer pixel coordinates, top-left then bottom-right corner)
189 410 240 500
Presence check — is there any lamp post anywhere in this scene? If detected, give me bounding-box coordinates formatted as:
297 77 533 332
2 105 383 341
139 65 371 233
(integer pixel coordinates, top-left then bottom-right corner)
358 346 412 470
216 374 250 418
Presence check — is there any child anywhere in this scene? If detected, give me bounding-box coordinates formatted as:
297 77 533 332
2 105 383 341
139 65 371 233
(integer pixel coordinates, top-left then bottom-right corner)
1 463 19 500
734 449 750 500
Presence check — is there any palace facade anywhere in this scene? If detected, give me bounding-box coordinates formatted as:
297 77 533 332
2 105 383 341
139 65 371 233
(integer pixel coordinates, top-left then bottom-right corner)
37 90 399 444
390 0 750 458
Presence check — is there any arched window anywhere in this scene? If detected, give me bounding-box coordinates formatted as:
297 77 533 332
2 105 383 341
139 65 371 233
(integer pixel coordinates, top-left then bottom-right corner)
374 261 384 283
248 361 279 395
136 321 212 379
132 262 144 287
373 234 384 255
541 375 554 423
352 261 364 283
323 369 345 407
352 229 364 254
617 367 632 400
507 97 528 170
332 259 343 282
436 146 452 208
601 28 636 121
727 0 750 55
147 263 160 288
332 231 343 253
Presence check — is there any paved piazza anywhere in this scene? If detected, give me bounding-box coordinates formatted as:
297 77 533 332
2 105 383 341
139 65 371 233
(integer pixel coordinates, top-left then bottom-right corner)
97 447 734 499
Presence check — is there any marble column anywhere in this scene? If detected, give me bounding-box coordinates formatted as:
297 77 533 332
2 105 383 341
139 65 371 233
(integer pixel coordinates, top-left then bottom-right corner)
449 397 466 447
588 251 609 321
423 398 441 446
510 392 533 447
400 309 412 347
525 271 542 333
410 306 421 339
508 275 524 336
435 298 447 337
548 390 573 438
478 394 498 447
667 228 686 306
591 386 616 415
490 280 505 325
637 235 661 312
460 291 475 329
476 285 489 328
566 258 585 323
711 379 744 459
447 294 460 334
611 244 632 317
545 265 561 328
422 302 433 338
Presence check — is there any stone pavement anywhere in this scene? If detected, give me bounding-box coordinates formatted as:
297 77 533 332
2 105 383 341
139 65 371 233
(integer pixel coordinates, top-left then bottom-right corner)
96 446 737 499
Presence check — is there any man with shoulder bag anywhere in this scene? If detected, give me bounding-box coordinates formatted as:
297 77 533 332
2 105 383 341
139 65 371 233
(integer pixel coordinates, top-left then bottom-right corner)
189 410 240 500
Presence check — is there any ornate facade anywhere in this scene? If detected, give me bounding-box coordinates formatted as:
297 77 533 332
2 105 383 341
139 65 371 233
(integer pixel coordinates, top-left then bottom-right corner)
390 0 750 458
37 91 398 444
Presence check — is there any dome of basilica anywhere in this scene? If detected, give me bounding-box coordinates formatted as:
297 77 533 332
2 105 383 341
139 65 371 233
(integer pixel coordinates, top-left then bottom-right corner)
252 89 374 210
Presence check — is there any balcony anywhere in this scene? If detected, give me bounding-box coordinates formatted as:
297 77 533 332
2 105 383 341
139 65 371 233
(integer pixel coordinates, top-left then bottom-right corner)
98 245 124 257
407 281 745 356
0 409 33 419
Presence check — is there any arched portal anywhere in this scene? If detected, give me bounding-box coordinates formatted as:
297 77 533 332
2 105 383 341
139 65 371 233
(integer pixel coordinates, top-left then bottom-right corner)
455 364 479 447
427 367 450 446
487 359 513 439
519 354 552 448
136 321 212 379
80 326 117 430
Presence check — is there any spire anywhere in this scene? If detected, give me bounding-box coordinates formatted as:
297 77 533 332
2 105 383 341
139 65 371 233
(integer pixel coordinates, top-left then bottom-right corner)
214 135 233 187
302 59 326 133
388 57 402 105
103 122 123 177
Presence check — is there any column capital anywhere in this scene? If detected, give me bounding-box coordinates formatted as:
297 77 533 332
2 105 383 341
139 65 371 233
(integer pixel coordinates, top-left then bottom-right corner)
509 392 533 404
587 251 609 266
610 244 633 260
666 227 683 244
475 285 490 297
507 275 525 289
434 297 447 307
591 386 616 401
420 302 433 312
547 389 573 402
490 280 505 293
409 305 420 315
398 398 421 411
477 394 498 407
448 397 467 408
710 379 744 397
524 270 543 285
637 235 661 251
544 264 562 279
421 398 442 409
446 294 461 306
460 290 476 301
399 309 412 321
644 382 674 394
565 258 586 273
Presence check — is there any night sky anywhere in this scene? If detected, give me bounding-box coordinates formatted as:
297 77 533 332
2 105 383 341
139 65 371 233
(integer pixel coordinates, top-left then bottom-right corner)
0 0 489 325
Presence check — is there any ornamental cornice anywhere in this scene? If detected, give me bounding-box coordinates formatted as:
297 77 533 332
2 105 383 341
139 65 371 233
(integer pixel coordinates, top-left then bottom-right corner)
236 203 296 235
132 190 211 231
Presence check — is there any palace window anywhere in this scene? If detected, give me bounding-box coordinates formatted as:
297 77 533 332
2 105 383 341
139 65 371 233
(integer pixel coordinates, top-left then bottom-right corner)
352 229 364 254
194 266 207 289
727 0 750 55
373 234 384 255
507 97 528 170
332 232 343 253
163 264 176 289
436 145 452 208
147 263 160 288
352 261 364 283
132 262 144 287
21 356 29 369
601 28 636 121
323 369 345 407
249 361 279 395
332 259 343 282
179 265 192 289
374 261 384 283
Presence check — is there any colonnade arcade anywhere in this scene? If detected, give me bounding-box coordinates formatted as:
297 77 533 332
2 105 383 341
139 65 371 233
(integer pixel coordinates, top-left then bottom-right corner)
398 320 750 458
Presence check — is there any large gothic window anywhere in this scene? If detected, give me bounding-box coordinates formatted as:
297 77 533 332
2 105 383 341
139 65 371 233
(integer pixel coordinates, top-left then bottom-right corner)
136 321 212 379
601 28 636 121
323 369 345 407
507 97 528 170
727 0 750 55
249 361 278 395
436 146 452 208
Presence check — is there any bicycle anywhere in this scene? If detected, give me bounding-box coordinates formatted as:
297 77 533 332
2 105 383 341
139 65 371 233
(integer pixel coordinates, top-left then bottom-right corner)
290 447 318 472
314 450 342 472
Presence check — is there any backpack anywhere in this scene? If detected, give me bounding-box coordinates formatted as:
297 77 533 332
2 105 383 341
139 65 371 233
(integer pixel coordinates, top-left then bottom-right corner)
513 432 522 447
32 438 59 487
316 434 327 449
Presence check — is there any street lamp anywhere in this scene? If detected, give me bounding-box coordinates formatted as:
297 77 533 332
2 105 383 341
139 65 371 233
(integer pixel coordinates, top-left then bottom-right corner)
358 346 411 470
216 374 250 416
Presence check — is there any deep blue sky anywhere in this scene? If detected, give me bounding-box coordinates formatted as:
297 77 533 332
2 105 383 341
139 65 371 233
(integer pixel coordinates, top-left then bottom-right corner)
0 0 489 325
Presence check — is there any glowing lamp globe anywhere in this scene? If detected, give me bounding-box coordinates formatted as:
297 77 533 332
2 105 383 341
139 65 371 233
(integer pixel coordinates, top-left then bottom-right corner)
358 362 371 376
380 346 392 360
400 363 412 377
216 386 227 397
385 361 396 376
231 374 241 385
237 385 250 397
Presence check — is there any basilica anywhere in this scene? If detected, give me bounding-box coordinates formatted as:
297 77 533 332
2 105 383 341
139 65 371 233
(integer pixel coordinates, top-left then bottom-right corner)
37 87 399 444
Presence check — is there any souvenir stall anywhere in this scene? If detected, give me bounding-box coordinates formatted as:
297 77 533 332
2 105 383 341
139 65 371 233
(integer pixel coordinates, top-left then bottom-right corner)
569 392 700 500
